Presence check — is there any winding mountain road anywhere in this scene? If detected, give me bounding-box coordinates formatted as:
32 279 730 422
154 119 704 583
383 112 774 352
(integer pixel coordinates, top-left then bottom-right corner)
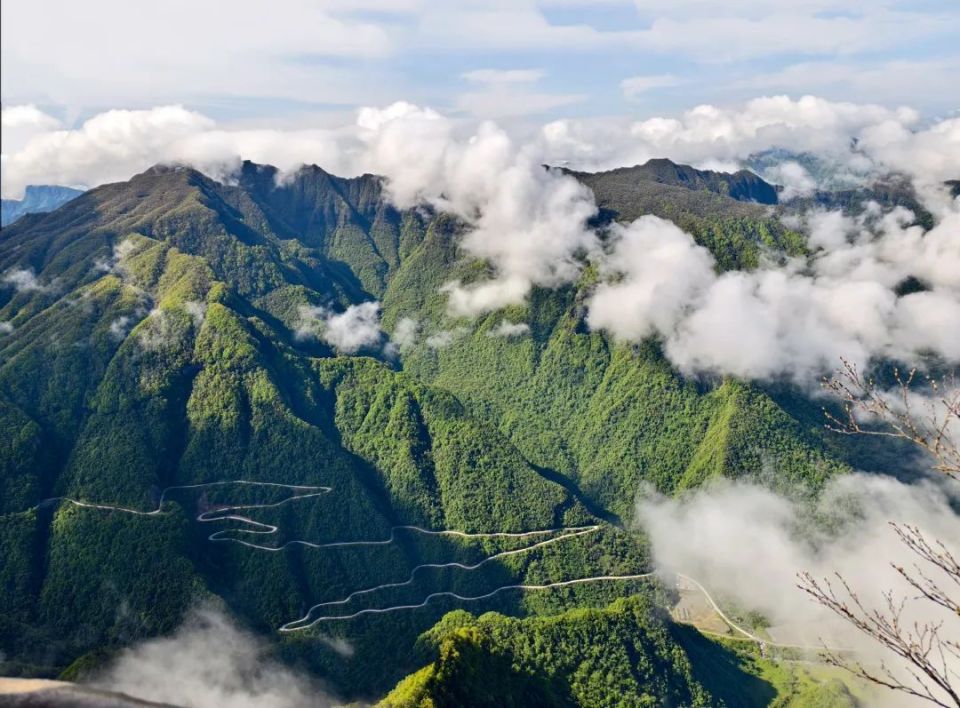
36 482 843 651
280 573 659 630
40 480 332 544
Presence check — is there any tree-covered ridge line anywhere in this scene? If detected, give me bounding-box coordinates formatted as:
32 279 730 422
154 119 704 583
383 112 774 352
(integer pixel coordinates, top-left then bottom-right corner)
381 594 860 707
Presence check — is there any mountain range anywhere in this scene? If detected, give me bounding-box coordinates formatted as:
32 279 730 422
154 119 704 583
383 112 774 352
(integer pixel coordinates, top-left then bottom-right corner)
0 158 894 705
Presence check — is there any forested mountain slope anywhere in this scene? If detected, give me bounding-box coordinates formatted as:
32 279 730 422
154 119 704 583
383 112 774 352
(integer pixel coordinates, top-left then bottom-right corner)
382 595 858 708
1 159 857 701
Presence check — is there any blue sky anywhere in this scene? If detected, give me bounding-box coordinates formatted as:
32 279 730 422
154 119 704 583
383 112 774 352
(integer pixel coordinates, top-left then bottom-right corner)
2 0 958 128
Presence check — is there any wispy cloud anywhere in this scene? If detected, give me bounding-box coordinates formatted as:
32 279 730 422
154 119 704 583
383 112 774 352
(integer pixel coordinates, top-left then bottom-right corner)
620 74 683 101
94 604 337 708
487 320 531 338
2 267 45 293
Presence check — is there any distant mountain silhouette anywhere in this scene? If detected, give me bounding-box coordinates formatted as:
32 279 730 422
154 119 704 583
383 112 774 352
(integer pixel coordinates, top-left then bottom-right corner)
1 185 85 227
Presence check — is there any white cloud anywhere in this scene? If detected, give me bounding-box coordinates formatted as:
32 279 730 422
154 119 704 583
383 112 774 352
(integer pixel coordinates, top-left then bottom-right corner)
636 472 960 703
358 106 598 315
538 95 960 186
0 321 13 334
294 306 327 342
391 316 420 351
0 105 357 199
4 94 955 209
296 302 385 354
322 302 384 354
455 68 585 118
2 0 955 119
487 320 530 338
3 96 958 385
95 238 143 277
414 4 644 53
1 105 61 160
425 327 468 349
0 104 59 130
586 199 960 383
456 89 584 121
1 0 392 108
109 316 133 340
94 605 335 708
184 301 207 328
1 268 44 292
136 308 184 352
1 106 213 198
733 57 960 112
761 160 816 199
639 11 945 63
627 1 957 67
587 217 715 342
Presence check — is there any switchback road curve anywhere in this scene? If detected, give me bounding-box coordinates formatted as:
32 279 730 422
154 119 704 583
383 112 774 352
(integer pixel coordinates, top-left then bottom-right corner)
35 481 844 651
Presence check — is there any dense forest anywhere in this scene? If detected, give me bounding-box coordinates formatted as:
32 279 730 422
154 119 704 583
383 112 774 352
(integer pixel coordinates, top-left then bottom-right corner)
0 159 888 704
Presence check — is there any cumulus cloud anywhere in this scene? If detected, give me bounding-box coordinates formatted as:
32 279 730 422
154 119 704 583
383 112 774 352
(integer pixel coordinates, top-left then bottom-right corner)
487 320 530 338
296 302 385 354
358 105 598 316
1 104 61 159
539 95 959 188
94 605 335 708
0 105 354 199
587 217 715 343
2 100 604 316
322 302 384 354
587 199 960 382
636 472 960 703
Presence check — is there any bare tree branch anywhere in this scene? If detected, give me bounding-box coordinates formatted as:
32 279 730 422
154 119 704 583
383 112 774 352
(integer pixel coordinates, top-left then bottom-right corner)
822 359 959 480
797 361 960 706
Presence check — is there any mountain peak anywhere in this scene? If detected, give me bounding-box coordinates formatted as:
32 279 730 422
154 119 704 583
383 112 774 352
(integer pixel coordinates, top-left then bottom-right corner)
138 162 208 180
